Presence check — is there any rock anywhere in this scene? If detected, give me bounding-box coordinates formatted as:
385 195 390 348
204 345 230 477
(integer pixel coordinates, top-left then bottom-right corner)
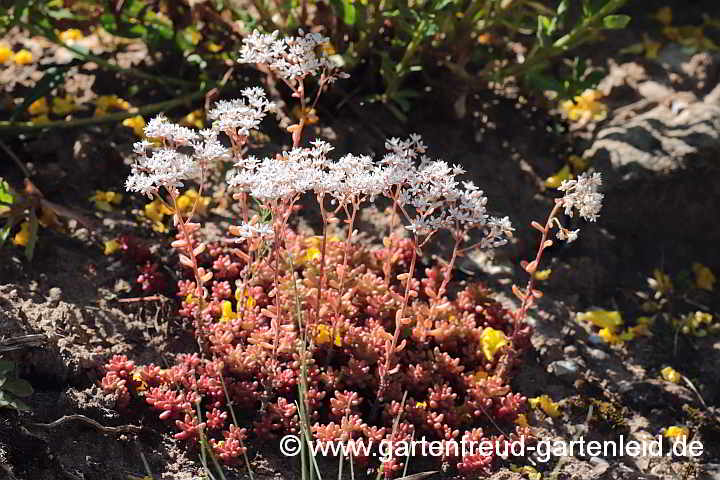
549 360 579 378
586 348 608 361
589 456 610 476
47 287 62 305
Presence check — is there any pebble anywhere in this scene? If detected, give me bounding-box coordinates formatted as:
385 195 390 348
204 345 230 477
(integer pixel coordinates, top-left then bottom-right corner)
48 287 63 305
563 345 578 355
589 456 609 476
587 348 608 361
549 360 579 378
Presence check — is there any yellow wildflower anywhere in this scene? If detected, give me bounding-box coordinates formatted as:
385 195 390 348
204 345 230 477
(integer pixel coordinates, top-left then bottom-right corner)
661 367 682 384
13 221 31 246
181 109 205 129
235 288 256 310
534 269 552 281
598 327 634 344
304 247 322 263
664 426 689 439
560 89 608 123
529 395 561 418
544 165 572 188
577 310 623 330
90 190 123 211
314 324 342 346
415 401 427 409
510 465 541 480
0 44 12 64
653 7 672 26
692 262 715 291
95 95 131 116
144 198 171 223
206 42 223 53
28 98 49 116
480 327 507 361
176 188 210 216
514 413 529 428
220 300 237 322
51 96 77 116
122 115 146 137
59 29 84 42
131 370 147 391
104 239 121 255
12 49 33 65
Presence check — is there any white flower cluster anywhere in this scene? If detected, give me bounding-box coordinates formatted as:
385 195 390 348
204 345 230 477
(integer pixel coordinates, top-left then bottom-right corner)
226 135 513 248
208 87 275 137
557 172 604 222
239 29 345 84
126 117 230 197
229 222 274 239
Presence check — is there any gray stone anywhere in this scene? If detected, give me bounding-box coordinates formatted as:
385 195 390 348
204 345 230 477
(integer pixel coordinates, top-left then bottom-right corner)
549 360 579 378
586 348 608 361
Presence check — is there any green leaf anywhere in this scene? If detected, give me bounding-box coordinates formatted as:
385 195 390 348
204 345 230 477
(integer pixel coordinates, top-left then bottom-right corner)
3 378 33 397
329 0 357 25
0 180 13 205
0 390 30 411
603 14 630 29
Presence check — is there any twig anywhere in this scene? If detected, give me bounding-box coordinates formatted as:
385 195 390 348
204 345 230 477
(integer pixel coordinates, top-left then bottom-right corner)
0 140 32 178
118 295 166 303
30 415 143 435
0 334 47 352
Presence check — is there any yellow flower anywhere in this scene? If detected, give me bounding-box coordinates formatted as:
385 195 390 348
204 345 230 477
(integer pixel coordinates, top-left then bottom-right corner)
560 89 608 123
661 367 682 384
144 198 172 223
577 310 623 330
206 42 223 53
220 300 237 322
174 188 210 217
692 263 715 291
90 190 123 211
131 370 147 391
653 7 672 26
51 96 77 116
104 239 121 255
480 327 507 361
664 426 689 439
0 44 12 64
28 98 49 116
59 29 84 42
186 30 203 45
510 465 541 480
12 49 33 65
314 324 342 346
13 221 31 246
534 269 552 281
544 165 572 188
304 247 322 263
95 95 131 116
122 115 146 137
529 395 561 418
415 401 427 409
181 109 205 129
235 288 256 310
514 413 529 427
598 327 633 344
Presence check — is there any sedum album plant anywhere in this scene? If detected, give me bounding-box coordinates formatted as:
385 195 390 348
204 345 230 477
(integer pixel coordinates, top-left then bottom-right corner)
104 29 604 477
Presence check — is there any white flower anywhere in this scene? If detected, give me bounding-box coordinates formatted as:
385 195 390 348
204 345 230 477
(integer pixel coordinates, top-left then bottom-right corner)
126 148 197 196
208 87 275 136
231 222 274 240
239 30 346 84
557 228 580 243
144 115 199 145
557 172 604 222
